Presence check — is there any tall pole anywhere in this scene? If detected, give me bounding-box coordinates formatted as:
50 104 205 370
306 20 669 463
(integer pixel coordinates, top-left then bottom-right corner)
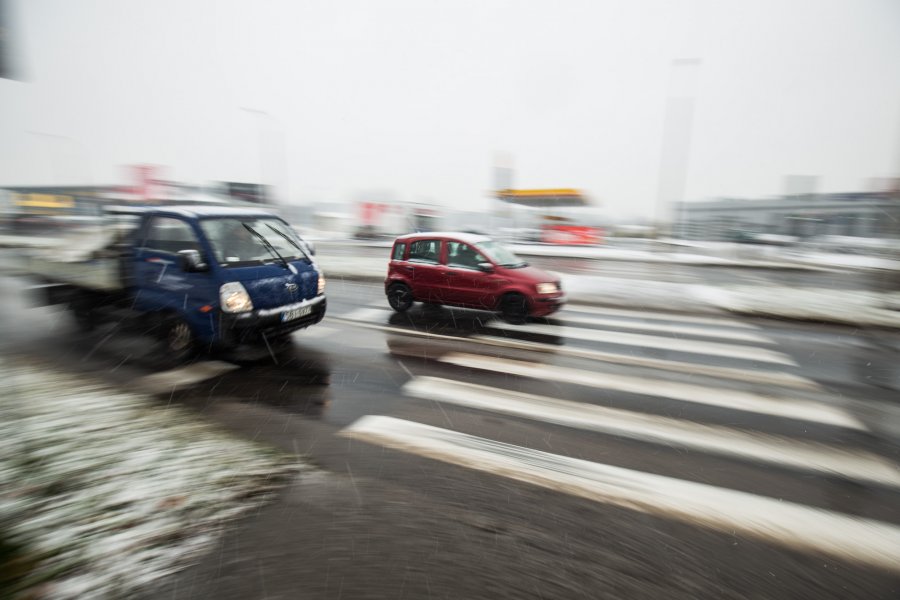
493 151 514 238
883 105 900 299
240 107 284 205
655 58 701 241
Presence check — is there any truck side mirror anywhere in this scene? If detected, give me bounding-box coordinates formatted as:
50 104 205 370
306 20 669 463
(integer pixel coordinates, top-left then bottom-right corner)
178 249 208 272
477 262 494 273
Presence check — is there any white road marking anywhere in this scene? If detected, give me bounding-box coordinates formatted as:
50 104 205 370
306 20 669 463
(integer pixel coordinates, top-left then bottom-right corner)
562 304 760 329
295 325 339 338
553 313 772 344
489 322 797 366
334 307 818 390
438 353 865 430
470 335 821 390
337 306 819 390
338 307 389 323
342 416 900 573
136 361 239 394
403 377 899 488
331 313 821 391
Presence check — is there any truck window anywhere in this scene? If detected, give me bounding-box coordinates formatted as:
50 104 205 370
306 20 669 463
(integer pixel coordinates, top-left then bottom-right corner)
200 217 309 267
143 217 202 255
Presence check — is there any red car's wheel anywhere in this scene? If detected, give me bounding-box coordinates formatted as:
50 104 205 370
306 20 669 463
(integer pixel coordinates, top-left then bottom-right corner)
387 283 414 312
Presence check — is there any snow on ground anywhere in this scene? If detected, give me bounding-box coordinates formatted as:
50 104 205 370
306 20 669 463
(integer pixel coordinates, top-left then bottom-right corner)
510 244 741 265
785 252 900 271
558 274 721 314
0 357 305 599
559 274 900 328
701 286 900 328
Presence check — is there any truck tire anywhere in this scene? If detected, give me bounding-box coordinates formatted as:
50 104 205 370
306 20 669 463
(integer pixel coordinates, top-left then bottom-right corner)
163 317 196 363
69 297 96 332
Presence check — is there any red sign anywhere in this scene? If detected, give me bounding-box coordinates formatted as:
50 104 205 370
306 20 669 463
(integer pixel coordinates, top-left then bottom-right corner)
541 225 602 245
131 164 160 201
359 202 390 226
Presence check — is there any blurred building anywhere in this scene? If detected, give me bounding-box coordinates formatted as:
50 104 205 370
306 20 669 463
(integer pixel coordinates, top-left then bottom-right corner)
676 192 898 241
0 181 257 232
0 185 119 231
217 182 270 205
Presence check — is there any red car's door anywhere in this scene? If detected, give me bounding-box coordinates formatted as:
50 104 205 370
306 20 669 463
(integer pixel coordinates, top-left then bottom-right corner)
406 238 446 302
442 241 496 308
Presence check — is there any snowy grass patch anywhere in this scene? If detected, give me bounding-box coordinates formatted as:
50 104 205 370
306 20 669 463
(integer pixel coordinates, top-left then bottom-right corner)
0 358 305 599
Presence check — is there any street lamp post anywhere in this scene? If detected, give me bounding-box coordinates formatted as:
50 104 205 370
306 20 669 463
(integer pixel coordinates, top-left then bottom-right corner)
239 107 285 205
655 58 701 241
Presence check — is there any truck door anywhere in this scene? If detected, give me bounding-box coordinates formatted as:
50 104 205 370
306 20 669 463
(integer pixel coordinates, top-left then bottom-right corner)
133 216 216 336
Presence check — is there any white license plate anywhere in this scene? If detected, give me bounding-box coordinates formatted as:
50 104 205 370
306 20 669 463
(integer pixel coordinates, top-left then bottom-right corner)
281 306 312 322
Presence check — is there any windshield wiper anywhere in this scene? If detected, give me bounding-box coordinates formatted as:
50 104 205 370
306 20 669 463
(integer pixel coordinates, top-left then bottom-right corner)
242 223 289 269
265 223 311 263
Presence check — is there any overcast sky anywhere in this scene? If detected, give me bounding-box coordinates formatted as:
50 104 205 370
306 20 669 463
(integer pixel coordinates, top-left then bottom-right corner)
1 0 899 219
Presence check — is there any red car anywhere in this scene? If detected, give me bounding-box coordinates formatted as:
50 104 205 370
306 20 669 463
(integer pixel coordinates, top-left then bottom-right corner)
385 232 565 322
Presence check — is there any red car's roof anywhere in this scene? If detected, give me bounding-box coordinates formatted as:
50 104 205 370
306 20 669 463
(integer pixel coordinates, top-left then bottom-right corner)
394 231 493 245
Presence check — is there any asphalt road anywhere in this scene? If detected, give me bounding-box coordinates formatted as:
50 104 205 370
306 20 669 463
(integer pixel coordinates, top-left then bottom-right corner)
1 276 899 599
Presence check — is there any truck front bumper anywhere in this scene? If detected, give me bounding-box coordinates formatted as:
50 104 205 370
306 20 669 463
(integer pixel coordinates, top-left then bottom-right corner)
219 295 327 346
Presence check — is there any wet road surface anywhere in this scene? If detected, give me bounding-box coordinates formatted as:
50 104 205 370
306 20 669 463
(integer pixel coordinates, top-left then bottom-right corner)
1 276 899 599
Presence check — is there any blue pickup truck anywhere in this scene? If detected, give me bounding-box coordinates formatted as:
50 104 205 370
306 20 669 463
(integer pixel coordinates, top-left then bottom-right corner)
31 204 326 360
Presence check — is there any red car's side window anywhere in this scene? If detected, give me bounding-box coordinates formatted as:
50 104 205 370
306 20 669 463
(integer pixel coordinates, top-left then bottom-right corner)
408 239 441 264
447 241 487 269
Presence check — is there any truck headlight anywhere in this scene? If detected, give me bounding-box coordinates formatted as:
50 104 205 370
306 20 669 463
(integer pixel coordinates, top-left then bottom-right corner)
536 282 558 295
220 282 254 313
317 273 326 295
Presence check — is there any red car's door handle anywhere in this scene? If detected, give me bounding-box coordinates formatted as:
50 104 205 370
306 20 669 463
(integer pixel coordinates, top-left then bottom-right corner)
443 271 458 276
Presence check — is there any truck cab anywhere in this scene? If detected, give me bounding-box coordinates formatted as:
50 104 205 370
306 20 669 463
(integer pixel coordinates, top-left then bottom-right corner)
34 205 327 360
132 206 326 354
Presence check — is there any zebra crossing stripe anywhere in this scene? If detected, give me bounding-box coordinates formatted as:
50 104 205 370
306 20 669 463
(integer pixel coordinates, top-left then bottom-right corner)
552 313 773 344
403 376 898 488
470 335 821 390
341 416 900 574
487 322 797 366
438 353 864 431
338 307 390 323
561 304 761 329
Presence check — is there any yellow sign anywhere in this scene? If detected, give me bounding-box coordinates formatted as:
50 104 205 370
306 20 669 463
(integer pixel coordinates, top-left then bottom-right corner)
14 193 75 209
496 189 582 198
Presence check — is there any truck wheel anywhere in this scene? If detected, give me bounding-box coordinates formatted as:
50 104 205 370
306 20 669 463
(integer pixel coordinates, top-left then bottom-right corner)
499 293 529 324
164 317 196 363
387 283 414 312
69 298 96 332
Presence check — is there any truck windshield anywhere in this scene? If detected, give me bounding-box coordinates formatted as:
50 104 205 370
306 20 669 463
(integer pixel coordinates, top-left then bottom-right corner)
200 217 309 267
476 240 528 268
